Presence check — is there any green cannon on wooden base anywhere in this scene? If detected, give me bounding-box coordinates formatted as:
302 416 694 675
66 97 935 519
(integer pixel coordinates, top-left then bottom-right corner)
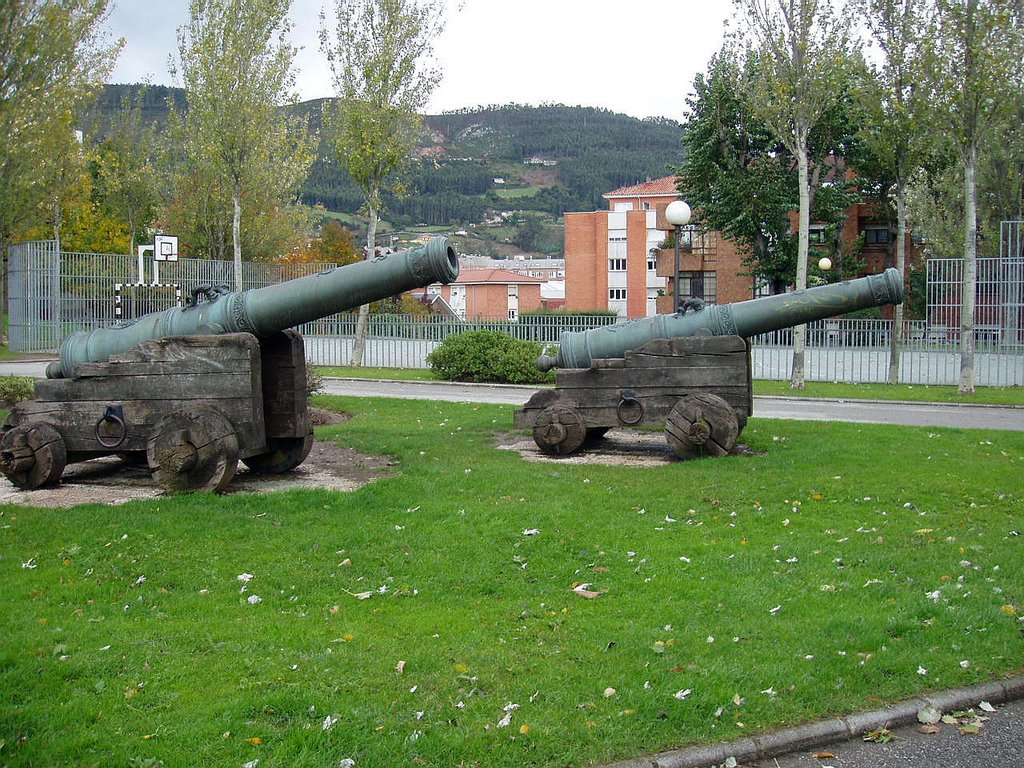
1 237 459 493
515 269 903 459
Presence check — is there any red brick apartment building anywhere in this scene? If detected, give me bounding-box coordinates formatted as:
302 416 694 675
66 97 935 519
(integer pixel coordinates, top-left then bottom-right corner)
437 269 545 320
564 176 752 316
565 175 915 317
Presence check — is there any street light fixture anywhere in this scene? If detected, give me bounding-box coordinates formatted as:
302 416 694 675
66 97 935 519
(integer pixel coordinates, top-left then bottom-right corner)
665 200 692 314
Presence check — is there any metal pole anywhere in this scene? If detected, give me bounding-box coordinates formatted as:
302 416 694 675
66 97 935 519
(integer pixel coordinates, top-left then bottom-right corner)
674 224 681 314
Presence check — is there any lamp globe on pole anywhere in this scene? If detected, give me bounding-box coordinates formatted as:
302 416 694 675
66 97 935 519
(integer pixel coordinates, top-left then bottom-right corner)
664 200 692 314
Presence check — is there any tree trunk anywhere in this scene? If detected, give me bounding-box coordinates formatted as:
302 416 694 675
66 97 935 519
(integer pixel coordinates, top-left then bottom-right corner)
959 145 978 395
232 184 243 293
790 128 810 389
887 182 907 385
349 204 378 367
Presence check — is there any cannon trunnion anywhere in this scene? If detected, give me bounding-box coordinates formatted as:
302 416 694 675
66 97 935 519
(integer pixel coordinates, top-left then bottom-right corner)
515 335 752 459
2 331 312 493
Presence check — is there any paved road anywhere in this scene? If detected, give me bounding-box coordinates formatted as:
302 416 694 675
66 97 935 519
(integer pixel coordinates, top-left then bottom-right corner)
2 361 1021 431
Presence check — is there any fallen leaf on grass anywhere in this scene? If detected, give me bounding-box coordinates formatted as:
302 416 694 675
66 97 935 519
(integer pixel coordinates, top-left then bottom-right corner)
572 583 602 599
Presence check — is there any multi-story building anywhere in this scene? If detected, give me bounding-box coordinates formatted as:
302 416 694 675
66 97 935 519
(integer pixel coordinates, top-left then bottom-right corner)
564 176 753 316
437 268 545 320
458 255 565 281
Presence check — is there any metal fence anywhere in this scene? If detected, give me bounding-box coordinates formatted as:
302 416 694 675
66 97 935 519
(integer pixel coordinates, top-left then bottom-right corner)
6 241 1023 386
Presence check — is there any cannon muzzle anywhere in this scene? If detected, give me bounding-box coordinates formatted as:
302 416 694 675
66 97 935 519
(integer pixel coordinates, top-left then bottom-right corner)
537 268 903 371
46 236 459 379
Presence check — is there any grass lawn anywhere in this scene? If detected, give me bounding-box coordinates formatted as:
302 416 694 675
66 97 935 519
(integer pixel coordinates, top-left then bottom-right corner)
1 396 1022 767
493 187 541 200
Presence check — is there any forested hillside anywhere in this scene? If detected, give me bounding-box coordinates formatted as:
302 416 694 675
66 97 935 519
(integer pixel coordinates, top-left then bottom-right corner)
90 86 683 233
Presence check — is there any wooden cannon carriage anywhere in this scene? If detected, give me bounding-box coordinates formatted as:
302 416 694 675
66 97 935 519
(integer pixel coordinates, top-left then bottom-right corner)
516 269 905 460
515 335 752 458
1 237 459 492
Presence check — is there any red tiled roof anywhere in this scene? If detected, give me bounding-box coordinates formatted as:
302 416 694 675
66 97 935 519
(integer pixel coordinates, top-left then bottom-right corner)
453 268 546 285
603 175 679 199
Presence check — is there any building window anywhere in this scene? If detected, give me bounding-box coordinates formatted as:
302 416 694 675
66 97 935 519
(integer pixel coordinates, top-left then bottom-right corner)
808 225 827 244
678 271 717 305
609 288 627 301
647 257 657 271
609 258 627 271
863 226 890 245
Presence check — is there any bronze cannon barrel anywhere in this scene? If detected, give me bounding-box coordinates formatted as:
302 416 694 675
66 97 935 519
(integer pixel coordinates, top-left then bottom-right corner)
46 236 459 379
537 268 904 371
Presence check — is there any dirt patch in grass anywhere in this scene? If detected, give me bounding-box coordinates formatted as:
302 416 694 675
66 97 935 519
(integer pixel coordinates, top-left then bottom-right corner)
498 427 759 466
0 409 392 508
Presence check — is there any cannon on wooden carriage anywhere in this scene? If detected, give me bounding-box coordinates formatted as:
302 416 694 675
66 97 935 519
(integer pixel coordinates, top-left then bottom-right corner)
0 237 459 493
514 269 904 459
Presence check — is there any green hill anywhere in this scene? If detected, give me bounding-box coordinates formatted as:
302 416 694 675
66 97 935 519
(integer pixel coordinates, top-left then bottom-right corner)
90 85 683 253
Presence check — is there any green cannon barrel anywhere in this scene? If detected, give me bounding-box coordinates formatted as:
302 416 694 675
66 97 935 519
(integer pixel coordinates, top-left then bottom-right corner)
537 268 903 371
46 236 459 379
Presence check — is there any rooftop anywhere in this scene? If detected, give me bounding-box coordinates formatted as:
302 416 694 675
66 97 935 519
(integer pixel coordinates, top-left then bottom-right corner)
453 268 546 285
603 175 679 199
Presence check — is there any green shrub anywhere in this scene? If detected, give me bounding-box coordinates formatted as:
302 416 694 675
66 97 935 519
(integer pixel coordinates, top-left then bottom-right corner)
0 375 34 405
427 330 553 384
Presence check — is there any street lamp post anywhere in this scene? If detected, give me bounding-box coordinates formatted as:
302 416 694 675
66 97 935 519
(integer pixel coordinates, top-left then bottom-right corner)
665 200 692 314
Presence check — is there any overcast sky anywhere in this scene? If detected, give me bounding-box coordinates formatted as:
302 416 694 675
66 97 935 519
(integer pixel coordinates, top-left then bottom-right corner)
104 0 733 121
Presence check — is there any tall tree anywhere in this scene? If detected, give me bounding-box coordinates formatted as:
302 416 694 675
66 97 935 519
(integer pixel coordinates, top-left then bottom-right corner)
319 0 446 365
856 0 929 384
735 0 855 388
922 0 1023 394
173 0 314 288
677 49 799 294
0 0 120 280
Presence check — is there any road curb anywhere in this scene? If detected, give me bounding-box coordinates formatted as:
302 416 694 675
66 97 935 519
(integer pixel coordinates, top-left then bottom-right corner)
599 676 1024 768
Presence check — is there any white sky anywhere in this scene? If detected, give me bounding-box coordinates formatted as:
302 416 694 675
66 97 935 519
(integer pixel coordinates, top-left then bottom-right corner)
104 0 733 121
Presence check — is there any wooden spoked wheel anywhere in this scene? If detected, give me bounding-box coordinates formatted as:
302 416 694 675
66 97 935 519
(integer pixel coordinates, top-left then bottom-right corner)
0 423 67 489
242 432 314 474
665 394 739 459
147 408 239 493
532 404 588 455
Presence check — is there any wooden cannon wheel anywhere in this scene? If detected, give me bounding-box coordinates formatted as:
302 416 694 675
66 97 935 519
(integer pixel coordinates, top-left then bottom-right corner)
532 403 588 456
147 408 239 493
242 432 314 474
665 393 739 459
0 422 67 489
